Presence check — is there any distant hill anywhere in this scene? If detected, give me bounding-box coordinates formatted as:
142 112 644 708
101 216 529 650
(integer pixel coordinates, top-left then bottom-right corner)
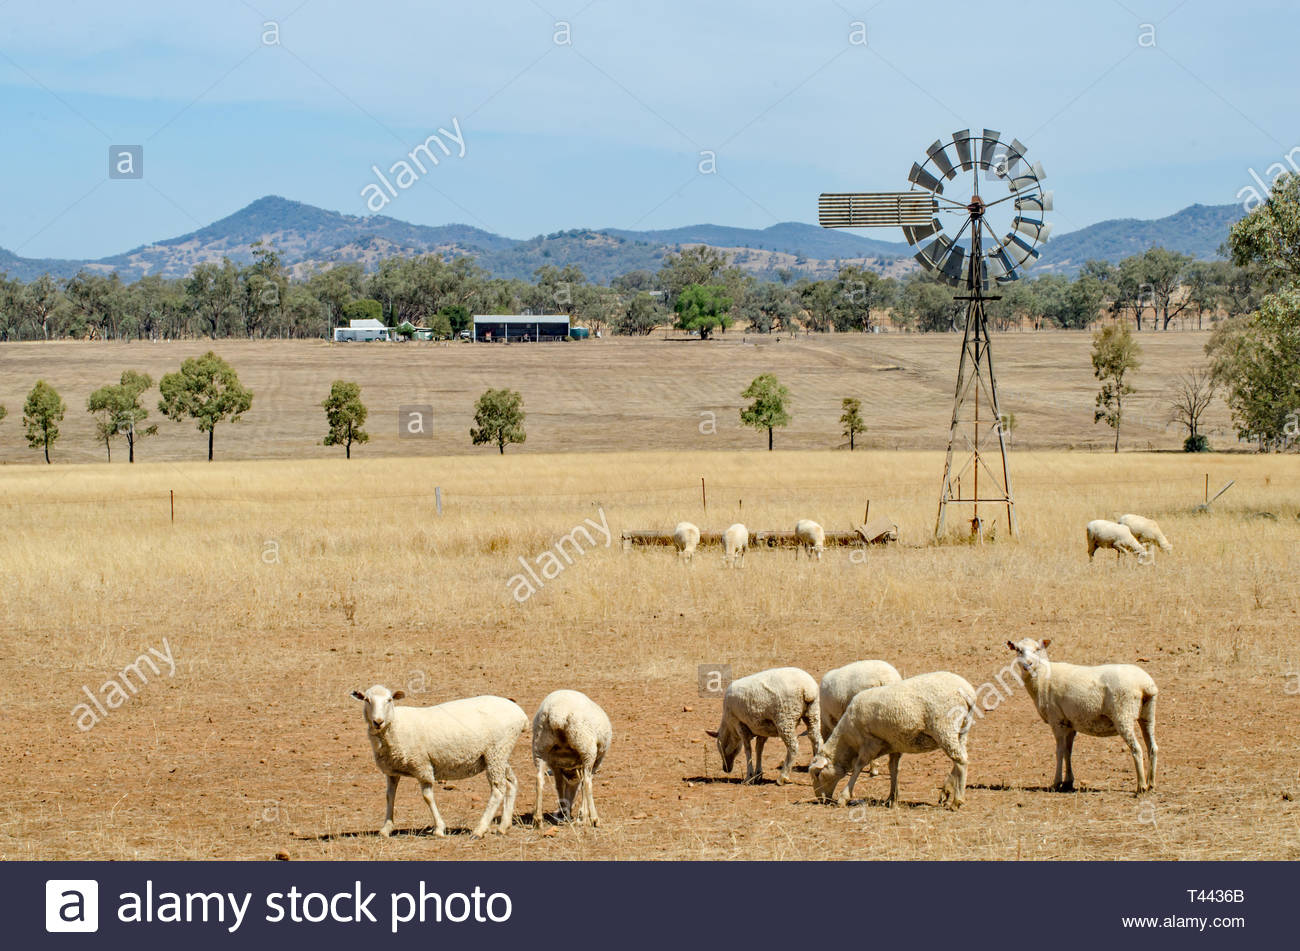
0 195 1246 284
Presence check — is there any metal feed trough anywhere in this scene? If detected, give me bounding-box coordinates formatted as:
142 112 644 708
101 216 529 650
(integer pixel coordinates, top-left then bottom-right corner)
621 520 898 551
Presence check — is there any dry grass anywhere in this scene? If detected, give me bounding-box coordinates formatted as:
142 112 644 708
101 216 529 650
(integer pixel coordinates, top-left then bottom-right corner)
0 449 1296 861
0 331 1239 464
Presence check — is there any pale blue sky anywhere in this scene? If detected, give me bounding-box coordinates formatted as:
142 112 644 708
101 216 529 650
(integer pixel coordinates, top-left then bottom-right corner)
1 0 1296 260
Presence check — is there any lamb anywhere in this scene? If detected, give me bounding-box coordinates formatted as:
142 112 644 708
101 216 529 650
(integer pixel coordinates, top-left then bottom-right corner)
795 518 825 560
706 666 820 784
722 522 749 568
673 521 701 561
809 671 976 809
351 686 528 838
1006 638 1158 795
1086 519 1152 565
531 689 613 828
1118 513 1172 560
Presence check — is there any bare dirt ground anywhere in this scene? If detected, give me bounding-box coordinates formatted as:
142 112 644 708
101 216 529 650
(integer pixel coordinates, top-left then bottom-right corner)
1 449 1296 861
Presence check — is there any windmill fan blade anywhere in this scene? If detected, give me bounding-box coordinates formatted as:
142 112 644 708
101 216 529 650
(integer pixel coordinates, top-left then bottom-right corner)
1009 161 1047 192
1013 217 1052 242
915 234 953 270
992 247 1020 282
927 140 958 181
1007 232 1041 265
1006 138 1028 162
940 244 966 283
979 129 1002 168
908 162 945 194
1015 191 1053 213
952 130 975 170
818 192 937 227
903 218 943 244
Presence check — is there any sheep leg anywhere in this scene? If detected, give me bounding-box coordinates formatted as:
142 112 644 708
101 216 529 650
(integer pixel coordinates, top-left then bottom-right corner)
418 780 447 837
754 734 769 782
885 752 902 807
472 778 506 838
1051 729 1074 791
844 755 868 804
1063 731 1076 788
499 764 519 833
532 758 547 828
1140 696 1159 790
776 728 799 785
740 725 756 782
1117 723 1148 795
937 735 969 809
582 767 600 827
380 774 399 837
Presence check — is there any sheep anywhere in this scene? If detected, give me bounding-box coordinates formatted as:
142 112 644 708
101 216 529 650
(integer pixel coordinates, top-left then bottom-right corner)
810 671 977 809
706 667 820 784
531 689 612 828
673 521 701 561
795 518 825 560
722 522 749 568
818 660 904 795
1086 519 1152 565
1006 638 1158 795
1118 513 1173 561
351 686 528 838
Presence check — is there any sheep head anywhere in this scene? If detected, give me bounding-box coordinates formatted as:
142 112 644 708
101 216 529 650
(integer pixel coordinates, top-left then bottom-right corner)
351 684 406 733
706 725 740 773
1007 638 1051 677
808 753 839 801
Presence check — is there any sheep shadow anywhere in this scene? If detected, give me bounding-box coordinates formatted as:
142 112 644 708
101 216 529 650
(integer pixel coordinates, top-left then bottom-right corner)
303 824 480 841
966 782 1106 795
684 774 803 787
796 796 942 811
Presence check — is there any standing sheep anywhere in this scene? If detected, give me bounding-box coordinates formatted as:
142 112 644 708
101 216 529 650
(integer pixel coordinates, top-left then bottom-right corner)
1118 513 1172 561
810 672 977 809
819 659 904 795
351 686 528 838
531 689 613 828
706 667 820 784
1006 638 1158 795
1086 519 1152 565
723 523 749 568
795 518 825 560
673 521 701 561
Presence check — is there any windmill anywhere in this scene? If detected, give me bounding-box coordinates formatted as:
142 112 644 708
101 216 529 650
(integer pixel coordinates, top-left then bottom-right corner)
819 129 1052 539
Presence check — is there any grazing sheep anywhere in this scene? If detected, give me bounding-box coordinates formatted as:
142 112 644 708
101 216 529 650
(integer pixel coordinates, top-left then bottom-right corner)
810 671 976 809
1118 513 1172 560
351 686 528 838
1086 519 1152 565
723 523 749 568
531 689 612 828
795 518 826 560
819 660 904 794
673 521 701 561
706 667 820 784
1006 638 1158 795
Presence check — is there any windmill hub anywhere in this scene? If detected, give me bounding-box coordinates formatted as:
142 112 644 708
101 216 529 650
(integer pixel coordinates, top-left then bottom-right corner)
817 128 1055 540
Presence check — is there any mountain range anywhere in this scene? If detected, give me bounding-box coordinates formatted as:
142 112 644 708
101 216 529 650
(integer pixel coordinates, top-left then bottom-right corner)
0 195 1244 285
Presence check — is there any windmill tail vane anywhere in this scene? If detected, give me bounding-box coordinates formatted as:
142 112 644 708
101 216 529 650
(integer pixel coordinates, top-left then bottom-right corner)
817 127 1054 540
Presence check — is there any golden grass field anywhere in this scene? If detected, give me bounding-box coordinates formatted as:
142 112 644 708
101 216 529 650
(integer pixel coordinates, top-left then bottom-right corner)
0 334 1295 861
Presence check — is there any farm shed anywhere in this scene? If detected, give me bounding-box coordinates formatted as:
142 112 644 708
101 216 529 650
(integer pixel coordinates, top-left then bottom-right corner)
472 314 570 342
333 318 390 342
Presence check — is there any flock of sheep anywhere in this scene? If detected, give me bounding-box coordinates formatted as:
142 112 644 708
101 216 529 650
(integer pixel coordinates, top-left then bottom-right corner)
346 513 1172 838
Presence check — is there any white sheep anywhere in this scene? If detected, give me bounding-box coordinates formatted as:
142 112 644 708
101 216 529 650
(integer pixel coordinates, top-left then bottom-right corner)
810 671 976 809
531 689 612 828
1118 513 1173 560
1086 519 1152 564
722 523 749 568
795 518 825 560
819 660 904 794
673 521 701 561
351 686 528 838
707 666 820 784
1006 638 1158 795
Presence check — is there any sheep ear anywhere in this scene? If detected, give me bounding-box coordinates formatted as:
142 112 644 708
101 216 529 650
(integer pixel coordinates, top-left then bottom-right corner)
1006 640 1017 651
350 690 365 701
705 729 719 738
1040 638 1051 649
391 690 406 701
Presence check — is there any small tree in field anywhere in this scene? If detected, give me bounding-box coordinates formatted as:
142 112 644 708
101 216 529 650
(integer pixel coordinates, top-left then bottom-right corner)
740 374 790 450
158 351 253 461
840 397 866 450
24 380 65 463
86 370 157 462
471 388 526 454
1092 323 1141 452
1168 367 1216 452
322 380 370 458
674 284 733 340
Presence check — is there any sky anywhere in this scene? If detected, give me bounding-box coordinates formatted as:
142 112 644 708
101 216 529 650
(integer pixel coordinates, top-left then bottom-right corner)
1 0 1297 261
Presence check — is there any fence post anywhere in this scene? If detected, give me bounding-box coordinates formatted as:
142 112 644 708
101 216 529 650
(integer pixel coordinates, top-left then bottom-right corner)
701 477 707 514
435 486 443 516
170 489 174 524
